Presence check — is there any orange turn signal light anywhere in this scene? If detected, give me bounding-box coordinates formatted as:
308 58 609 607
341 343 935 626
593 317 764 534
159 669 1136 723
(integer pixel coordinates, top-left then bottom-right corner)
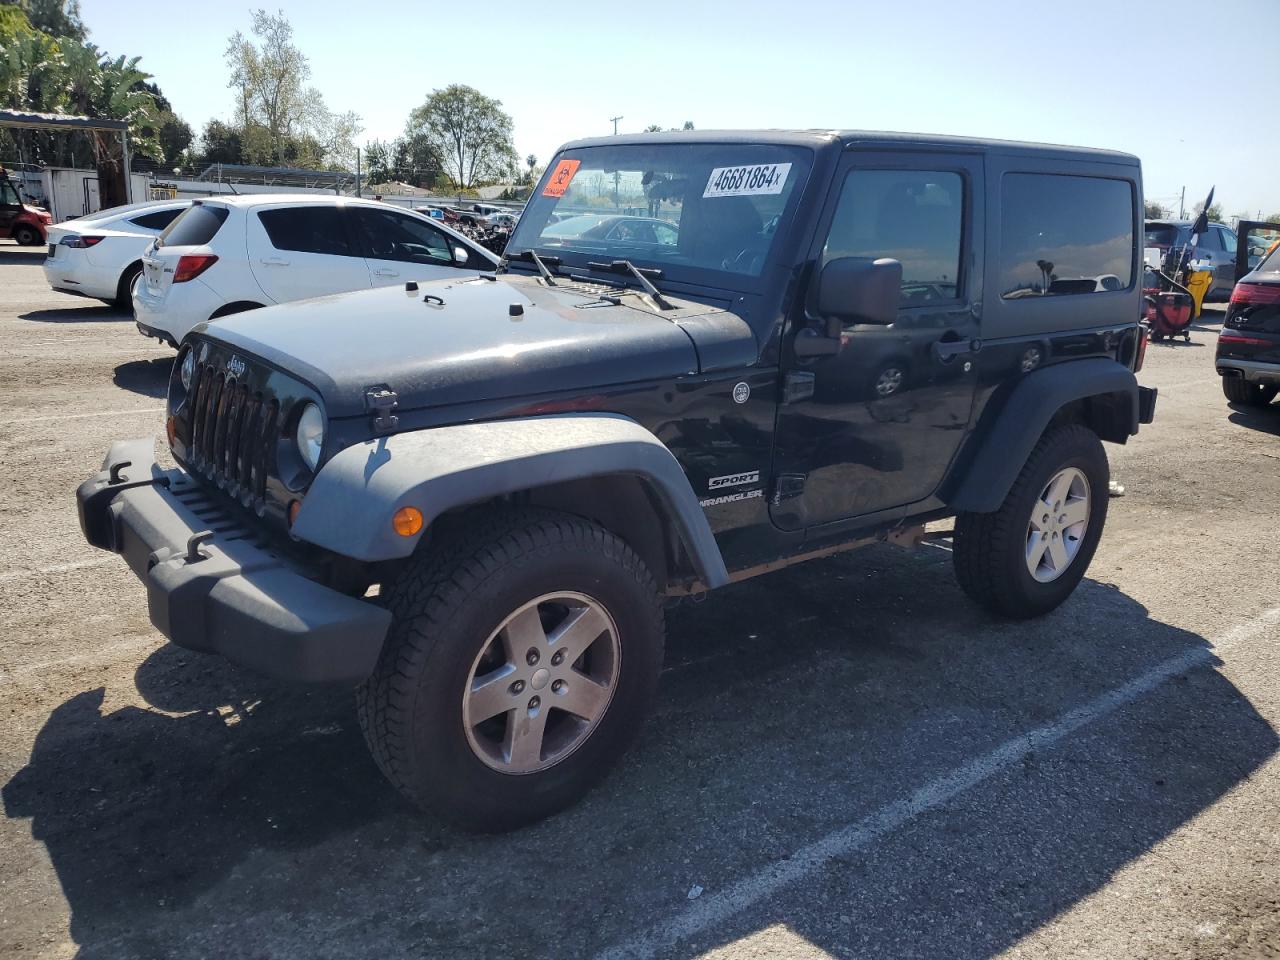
288 500 302 527
392 506 424 537
165 415 177 448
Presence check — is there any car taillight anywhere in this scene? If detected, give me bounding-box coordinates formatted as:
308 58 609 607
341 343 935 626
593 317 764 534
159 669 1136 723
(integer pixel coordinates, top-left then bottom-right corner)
173 254 218 283
60 235 104 248
1230 282 1280 305
1134 325 1149 372
1218 333 1273 347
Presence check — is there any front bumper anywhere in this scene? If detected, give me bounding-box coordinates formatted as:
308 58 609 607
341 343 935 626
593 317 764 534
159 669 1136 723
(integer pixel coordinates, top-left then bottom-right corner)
1217 358 1280 386
76 438 390 683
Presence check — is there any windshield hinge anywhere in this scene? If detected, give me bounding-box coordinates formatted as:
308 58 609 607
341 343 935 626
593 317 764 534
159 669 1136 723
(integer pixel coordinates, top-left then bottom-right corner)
365 387 400 435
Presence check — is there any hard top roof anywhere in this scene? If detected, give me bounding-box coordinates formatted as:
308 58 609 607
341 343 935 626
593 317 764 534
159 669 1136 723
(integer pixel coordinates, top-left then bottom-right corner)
559 129 1139 164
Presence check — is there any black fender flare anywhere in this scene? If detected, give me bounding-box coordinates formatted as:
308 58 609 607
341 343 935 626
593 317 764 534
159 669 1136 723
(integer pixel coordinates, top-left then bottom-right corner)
291 413 730 588
945 358 1138 514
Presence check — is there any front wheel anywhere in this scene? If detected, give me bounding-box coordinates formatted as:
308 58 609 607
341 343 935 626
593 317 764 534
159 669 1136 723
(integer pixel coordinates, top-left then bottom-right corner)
357 509 665 831
12 225 41 246
953 424 1109 619
1222 377 1277 408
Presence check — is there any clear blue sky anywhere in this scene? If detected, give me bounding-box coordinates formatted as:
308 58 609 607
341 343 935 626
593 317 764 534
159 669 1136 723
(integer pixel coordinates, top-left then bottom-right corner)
82 0 1280 216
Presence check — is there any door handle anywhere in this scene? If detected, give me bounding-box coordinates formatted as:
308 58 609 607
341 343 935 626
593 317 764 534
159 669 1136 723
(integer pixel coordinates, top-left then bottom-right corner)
933 337 982 363
259 257 289 267
373 268 399 277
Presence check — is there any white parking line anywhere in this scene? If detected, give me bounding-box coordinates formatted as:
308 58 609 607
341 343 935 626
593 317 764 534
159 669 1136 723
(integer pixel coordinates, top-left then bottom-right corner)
596 606 1280 960
0 406 164 426
0 557 114 584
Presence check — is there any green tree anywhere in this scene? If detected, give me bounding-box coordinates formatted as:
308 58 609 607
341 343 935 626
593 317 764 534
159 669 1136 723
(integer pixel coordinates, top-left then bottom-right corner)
363 139 391 184
1144 201 1168 219
2 0 84 40
405 84 515 189
1194 200 1224 222
223 9 359 169
195 118 244 165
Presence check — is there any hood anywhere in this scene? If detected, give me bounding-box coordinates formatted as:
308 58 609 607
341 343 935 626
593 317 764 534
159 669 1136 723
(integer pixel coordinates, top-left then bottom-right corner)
201 274 757 418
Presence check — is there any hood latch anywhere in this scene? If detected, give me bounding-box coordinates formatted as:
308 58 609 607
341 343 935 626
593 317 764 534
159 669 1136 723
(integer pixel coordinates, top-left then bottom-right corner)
365 387 400 435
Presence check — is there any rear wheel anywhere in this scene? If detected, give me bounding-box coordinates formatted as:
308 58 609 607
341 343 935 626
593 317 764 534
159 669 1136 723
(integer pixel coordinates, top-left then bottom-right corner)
953 424 1109 619
114 262 142 310
1222 377 1277 408
356 509 665 831
12 225 40 246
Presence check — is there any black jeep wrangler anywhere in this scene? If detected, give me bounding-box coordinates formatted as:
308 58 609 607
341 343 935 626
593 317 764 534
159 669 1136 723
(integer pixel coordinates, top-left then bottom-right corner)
79 131 1156 829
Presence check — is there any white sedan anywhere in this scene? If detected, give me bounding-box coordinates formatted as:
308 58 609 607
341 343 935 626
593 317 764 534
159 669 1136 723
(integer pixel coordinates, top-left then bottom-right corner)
43 200 190 307
133 195 500 347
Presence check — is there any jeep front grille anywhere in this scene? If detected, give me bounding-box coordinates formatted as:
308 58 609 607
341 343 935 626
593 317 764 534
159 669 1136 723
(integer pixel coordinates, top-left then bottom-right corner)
186 361 279 508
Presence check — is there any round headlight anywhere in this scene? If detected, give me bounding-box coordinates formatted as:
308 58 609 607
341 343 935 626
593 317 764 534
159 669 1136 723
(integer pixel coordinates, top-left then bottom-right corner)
179 349 195 391
295 403 325 472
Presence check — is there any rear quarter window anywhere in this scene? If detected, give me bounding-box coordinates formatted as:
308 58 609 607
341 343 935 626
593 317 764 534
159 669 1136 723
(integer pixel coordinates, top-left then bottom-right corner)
1000 174 1134 298
160 204 230 247
129 208 183 231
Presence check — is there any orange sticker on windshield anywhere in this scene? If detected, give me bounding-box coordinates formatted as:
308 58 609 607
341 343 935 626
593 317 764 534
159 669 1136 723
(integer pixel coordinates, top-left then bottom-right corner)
543 159 581 197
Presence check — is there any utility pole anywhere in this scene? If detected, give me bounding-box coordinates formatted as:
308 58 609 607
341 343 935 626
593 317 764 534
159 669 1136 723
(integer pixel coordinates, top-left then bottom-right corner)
1178 186 1185 220
609 117 623 207
355 147 361 198
610 115 623 135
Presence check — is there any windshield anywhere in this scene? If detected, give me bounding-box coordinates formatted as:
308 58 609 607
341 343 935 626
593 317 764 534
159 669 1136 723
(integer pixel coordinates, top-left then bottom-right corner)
509 142 813 285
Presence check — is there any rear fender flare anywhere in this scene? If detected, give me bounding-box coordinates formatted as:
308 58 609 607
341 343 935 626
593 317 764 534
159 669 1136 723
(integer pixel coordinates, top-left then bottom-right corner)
291 413 730 588
945 358 1138 514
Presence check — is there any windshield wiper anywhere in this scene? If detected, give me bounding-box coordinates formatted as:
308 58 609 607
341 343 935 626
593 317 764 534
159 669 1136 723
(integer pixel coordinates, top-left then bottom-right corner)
504 249 562 285
587 259 673 310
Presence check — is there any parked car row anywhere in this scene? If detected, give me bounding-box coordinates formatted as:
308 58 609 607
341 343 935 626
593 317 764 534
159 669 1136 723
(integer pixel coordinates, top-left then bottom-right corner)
42 195 499 345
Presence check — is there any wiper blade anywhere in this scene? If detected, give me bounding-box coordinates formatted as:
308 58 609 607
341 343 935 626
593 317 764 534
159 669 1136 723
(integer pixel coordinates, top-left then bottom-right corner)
528 250 559 286
587 259 673 310
504 249 562 284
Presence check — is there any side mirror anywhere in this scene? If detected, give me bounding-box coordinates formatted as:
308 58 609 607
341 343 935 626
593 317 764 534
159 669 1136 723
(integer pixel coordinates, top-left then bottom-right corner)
453 246 469 264
818 257 902 325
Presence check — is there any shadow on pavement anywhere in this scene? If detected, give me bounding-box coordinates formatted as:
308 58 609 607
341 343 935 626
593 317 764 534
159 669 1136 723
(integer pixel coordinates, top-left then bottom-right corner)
113 358 173 398
4 545 1275 959
0 248 48 265
19 304 129 324
1227 405 1280 436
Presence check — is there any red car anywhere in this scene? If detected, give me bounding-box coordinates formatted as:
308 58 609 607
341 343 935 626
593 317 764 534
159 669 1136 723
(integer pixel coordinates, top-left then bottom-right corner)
1 173 52 246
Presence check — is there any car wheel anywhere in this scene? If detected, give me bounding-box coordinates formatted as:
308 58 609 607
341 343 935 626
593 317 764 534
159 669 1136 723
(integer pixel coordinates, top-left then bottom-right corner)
13 225 40 246
872 363 908 398
1222 377 1277 408
114 262 143 310
356 508 665 831
953 423 1108 619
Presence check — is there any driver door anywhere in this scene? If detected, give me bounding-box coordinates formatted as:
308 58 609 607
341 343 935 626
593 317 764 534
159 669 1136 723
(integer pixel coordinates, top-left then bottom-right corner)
770 152 984 533
0 179 21 237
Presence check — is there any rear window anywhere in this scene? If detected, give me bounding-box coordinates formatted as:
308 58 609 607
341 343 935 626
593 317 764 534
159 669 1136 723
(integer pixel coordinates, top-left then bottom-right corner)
1000 174 1134 299
160 204 230 247
257 206 354 257
1144 223 1180 248
129 208 183 231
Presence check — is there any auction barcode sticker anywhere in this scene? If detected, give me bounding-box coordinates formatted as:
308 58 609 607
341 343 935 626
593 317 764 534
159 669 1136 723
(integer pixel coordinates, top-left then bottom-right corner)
703 163 792 199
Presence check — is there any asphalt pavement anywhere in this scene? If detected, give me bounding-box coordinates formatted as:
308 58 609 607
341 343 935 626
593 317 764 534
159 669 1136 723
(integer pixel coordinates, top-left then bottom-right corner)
1 241 1277 960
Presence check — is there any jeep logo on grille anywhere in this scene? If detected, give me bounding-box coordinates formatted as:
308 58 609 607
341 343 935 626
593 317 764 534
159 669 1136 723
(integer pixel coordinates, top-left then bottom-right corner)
226 355 246 378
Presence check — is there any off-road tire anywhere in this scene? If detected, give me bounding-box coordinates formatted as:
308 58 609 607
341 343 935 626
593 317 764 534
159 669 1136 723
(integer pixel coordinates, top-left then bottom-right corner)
356 508 665 831
953 424 1109 619
1222 377 1277 408
114 262 142 310
13 225 40 246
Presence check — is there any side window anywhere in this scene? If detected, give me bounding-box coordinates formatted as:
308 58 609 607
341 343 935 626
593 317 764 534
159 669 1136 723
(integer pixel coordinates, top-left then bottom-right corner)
351 208 454 264
129 209 183 231
1218 227 1237 252
1195 227 1221 251
822 169 964 306
999 174 1134 298
257 207 354 257
0 181 20 206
